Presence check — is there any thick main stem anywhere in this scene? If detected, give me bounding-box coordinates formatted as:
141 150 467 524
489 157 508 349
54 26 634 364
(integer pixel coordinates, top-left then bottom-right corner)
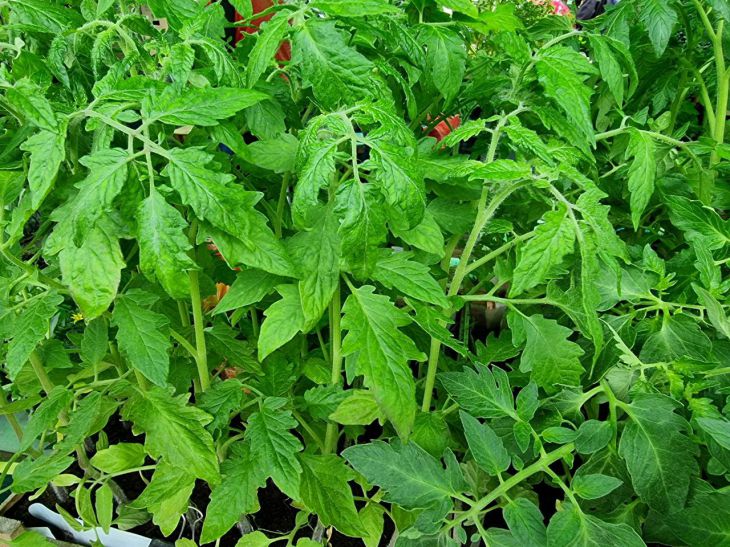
420 111 518 411
712 21 728 169
29 350 57 399
189 270 210 393
324 282 342 454
421 180 526 411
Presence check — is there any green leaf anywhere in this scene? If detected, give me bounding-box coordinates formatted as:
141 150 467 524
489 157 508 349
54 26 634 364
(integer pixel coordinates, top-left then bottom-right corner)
90 443 146 474
81 318 108 366
329 390 382 426
574 420 612 455
197 379 245 435
436 0 478 17
441 119 487 148
625 130 656 230
638 0 677 56
167 42 195 87
510 206 575 296
575 187 628 260
372 251 448 308
697 417 730 451
367 140 426 231
235 532 270 547
303 385 347 421
247 11 291 86
618 393 698 513
207 223 295 278
335 179 388 277
247 134 299 173
9 0 83 32
165 148 257 238
293 113 349 228
258 285 305 360
122 386 220 483
292 20 375 109
394 213 446 263
407 299 467 356
60 220 124 320
49 148 130 245
691 236 721 289
359 503 385 547
662 490 730 546
6 292 63 380
503 122 553 165
96 483 113 533
708 0 730 21
244 397 303 499
145 0 202 29
12 453 73 493
572 474 622 500
311 0 399 16
57 391 117 452
112 296 170 387
588 36 624 106
10 531 55 547
418 26 466 103
640 314 712 363
287 211 341 329
343 440 458 510
510 314 585 393
470 159 532 182
214 270 283 314
664 195 730 249
21 386 71 451
20 129 65 209
299 454 365 537
341 285 425 438
536 46 597 141
143 86 267 126
130 461 196 536
439 365 516 419
6 84 57 132
460 411 510 475
546 505 644 547
137 189 196 299
503 498 547 547
694 285 730 339
200 443 266 543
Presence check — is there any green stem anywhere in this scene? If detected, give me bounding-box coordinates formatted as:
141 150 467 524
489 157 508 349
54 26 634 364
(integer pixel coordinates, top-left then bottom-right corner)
189 270 210 393
324 281 342 454
464 232 534 275
450 443 575 530
420 109 527 411
274 174 291 238
0 247 68 293
170 328 199 360
294 411 325 453
29 350 56 397
178 301 191 328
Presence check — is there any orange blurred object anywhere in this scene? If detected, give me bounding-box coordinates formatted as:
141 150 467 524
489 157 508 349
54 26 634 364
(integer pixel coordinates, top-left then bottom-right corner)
203 282 230 312
429 115 462 142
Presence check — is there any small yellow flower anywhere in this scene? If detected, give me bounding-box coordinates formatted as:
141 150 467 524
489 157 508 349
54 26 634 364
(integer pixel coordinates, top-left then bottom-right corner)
71 312 84 323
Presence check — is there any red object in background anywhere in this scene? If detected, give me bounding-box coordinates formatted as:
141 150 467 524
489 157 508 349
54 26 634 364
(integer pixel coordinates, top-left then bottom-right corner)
550 0 570 15
234 0 291 61
429 115 462 142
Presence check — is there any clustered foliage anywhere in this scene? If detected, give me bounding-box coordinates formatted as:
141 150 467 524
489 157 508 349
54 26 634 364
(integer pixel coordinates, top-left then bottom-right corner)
2 0 730 545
